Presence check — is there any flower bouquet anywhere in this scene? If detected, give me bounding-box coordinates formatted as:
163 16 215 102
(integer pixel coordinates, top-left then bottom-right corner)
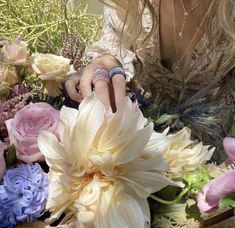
0 21 234 228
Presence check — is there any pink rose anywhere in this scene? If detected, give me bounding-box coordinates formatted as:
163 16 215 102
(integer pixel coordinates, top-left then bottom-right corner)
0 140 7 180
6 102 59 163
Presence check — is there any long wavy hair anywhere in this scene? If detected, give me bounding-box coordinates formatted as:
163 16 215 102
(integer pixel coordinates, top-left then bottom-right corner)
99 0 235 52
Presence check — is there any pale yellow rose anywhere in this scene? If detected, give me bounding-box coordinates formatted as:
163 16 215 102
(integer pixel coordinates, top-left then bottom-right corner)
32 53 71 97
163 127 214 178
1 38 28 65
0 63 18 85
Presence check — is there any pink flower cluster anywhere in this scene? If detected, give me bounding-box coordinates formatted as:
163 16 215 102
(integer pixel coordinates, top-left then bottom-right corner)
197 137 235 212
0 93 29 138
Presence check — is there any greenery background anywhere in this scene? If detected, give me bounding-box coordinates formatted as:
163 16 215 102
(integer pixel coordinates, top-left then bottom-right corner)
0 0 103 56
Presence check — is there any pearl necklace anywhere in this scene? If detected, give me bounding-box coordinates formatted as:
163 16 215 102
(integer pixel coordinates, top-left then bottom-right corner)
178 0 204 38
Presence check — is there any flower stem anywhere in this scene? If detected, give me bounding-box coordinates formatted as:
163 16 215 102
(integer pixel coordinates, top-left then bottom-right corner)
150 187 189 205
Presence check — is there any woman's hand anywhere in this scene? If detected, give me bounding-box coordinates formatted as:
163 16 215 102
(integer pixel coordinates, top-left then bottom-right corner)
65 55 126 110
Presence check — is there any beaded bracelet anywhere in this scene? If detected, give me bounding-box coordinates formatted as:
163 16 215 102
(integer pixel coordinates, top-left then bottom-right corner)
108 66 127 80
93 66 109 85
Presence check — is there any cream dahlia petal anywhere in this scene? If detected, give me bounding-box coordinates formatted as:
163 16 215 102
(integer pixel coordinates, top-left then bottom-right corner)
88 151 114 176
142 132 170 156
38 131 66 160
98 97 141 150
114 123 153 165
78 179 101 206
119 175 150 198
58 106 79 151
72 94 106 157
108 191 146 228
126 156 168 172
94 184 118 228
60 106 79 129
46 181 74 223
121 171 178 198
134 196 151 227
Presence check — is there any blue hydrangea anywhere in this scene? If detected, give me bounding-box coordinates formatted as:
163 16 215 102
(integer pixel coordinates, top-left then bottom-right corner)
0 163 48 224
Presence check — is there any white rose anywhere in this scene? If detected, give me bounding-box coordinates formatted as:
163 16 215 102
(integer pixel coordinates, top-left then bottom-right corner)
0 63 18 86
1 39 28 65
32 53 72 97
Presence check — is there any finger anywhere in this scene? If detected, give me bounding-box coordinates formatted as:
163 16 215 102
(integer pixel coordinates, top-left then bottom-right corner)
111 74 126 108
79 64 93 98
65 75 83 102
94 80 111 108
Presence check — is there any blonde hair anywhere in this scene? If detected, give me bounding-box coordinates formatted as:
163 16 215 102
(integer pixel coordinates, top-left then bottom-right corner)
100 0 235 52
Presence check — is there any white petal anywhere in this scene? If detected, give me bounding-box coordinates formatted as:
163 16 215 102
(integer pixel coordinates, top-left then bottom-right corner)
114 123 153 165
57 106 79 156
78 179 101 206
59 106 79 130
77 210 96 224
121 171 178 198
94 184 119 228
38 131 66 160
72 94 105 158
127 156 168 172
108 191 145 228
142 132 170 157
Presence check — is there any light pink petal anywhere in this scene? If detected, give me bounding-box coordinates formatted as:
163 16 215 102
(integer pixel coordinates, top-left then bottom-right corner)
223 137 235 164
197 170 235 213
197 182 213 212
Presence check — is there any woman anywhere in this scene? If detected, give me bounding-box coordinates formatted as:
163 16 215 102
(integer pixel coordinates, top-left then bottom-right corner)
65 0 235 162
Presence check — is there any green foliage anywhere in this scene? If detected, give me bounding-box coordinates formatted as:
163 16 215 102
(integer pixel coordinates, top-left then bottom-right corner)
219 194 235 208
5 145 17 167
0 0 103 53
183 166 210 195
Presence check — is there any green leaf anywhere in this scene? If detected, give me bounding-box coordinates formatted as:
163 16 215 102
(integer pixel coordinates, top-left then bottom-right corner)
219 194 235 208
6 145 17 167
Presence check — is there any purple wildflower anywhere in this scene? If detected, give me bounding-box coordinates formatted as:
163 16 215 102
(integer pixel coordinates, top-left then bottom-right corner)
0 163 48 223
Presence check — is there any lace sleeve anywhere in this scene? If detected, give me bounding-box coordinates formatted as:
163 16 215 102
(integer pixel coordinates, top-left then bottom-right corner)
85 7 136 81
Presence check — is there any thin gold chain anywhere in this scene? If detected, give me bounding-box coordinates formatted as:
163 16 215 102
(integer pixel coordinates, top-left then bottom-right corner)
178 0 204 37
172 0 211 72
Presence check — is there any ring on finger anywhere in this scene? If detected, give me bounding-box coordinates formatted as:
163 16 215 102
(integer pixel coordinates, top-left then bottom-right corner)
93 66 110 85
108 66 127 81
